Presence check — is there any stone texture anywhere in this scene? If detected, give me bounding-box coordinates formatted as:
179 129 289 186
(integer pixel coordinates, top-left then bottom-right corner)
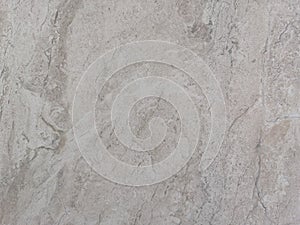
0 0 299 224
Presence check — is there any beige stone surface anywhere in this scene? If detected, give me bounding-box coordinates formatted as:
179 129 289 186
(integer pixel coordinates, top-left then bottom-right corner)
0 0 299 224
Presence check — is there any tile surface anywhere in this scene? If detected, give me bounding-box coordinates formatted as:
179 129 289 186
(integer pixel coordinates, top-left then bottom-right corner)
0 0 299 224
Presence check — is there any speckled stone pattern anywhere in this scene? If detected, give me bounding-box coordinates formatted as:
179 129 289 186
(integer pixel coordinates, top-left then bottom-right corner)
0 0 299 225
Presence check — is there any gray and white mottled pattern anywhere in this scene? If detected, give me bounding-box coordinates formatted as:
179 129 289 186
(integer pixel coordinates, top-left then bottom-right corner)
0 0 299 224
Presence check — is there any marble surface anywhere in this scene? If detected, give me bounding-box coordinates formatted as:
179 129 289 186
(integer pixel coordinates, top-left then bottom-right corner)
0 0 299 224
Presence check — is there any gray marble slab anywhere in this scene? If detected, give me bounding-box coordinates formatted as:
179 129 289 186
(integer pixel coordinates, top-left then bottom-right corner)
0 0 299 224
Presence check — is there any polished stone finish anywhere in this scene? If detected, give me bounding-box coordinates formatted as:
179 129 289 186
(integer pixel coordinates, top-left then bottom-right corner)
0 0 299 224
